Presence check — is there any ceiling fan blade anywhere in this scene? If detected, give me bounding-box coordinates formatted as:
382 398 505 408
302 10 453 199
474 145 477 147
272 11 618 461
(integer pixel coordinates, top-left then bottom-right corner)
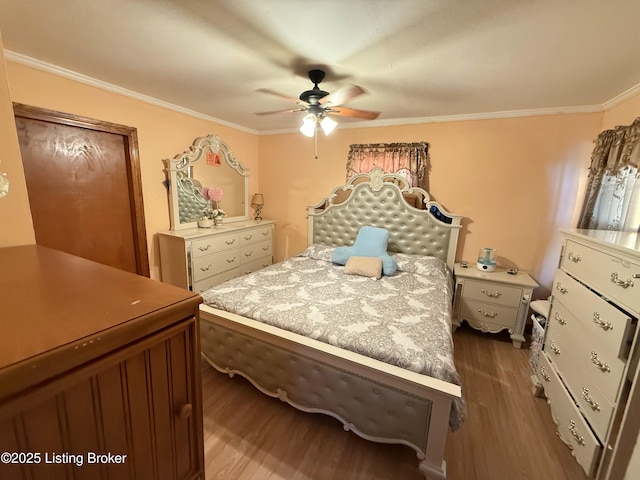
327 106 380 120
319 84 365 106
255 108 305 116
257 88 305 104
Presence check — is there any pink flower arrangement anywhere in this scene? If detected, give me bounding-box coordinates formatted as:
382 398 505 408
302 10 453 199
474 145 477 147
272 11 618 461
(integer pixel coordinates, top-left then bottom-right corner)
207 187 224 202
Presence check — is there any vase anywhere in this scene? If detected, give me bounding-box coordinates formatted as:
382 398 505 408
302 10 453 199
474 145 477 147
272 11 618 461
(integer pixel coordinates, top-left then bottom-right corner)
198 218 214 228
214 216 223 226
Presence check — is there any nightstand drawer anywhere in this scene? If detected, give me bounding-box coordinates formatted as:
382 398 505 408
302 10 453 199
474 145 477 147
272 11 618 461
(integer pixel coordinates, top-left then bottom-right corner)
461 279 523 307
460 299 518 329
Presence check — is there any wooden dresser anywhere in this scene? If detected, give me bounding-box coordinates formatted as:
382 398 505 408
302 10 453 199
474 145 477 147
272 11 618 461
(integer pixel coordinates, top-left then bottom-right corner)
536 229 640 478
0 245 204 480
158 220 275 293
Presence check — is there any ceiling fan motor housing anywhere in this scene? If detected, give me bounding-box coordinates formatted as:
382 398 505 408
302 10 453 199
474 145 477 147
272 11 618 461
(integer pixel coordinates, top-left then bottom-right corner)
299 69 329 104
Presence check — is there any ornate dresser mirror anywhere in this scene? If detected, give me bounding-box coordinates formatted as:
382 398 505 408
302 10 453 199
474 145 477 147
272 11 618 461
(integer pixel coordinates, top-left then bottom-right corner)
163 135 249 230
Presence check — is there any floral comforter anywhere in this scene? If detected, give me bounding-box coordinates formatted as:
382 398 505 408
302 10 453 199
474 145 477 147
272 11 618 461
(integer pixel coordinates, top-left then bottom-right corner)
201 244 466 430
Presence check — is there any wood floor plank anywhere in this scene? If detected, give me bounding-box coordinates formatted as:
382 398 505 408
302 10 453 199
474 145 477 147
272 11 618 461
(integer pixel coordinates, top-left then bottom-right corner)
201 323 589 480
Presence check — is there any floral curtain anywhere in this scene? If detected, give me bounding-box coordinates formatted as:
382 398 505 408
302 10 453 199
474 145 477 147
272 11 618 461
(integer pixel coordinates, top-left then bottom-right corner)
346 142 429 189
577 117 640 232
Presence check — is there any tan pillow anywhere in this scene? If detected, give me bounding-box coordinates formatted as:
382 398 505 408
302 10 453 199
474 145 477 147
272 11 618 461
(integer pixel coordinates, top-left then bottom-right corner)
344 256 383 279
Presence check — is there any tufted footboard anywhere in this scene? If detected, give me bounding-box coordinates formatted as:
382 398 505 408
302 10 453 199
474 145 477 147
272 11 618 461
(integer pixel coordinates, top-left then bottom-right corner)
199 305 460 480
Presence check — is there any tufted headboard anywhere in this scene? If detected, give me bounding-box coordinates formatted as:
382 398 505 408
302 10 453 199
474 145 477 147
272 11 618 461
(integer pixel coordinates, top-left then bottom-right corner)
307 168 462 270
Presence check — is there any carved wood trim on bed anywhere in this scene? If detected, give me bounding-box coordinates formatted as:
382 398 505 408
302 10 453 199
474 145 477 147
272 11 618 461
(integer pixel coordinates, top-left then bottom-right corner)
308 168 462 270
199 168 464 480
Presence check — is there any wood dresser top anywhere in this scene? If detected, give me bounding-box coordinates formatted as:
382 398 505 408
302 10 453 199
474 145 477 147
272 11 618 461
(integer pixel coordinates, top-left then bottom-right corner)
0 245 201 395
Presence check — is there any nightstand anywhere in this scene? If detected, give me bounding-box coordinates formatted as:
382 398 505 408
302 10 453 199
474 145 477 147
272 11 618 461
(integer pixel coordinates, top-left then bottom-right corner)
452 263 539 348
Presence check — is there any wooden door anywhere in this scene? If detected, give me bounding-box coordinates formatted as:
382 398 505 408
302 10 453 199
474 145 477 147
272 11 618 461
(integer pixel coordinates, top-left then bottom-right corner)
14 104 149 276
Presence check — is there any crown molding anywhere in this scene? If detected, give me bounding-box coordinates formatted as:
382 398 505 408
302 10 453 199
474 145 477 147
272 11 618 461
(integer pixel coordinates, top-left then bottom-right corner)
5 49 638 137
602 82 640 111
3 50 258 135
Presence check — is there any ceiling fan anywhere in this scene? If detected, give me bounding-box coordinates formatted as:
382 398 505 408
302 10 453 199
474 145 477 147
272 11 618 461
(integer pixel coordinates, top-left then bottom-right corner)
256 69 380 136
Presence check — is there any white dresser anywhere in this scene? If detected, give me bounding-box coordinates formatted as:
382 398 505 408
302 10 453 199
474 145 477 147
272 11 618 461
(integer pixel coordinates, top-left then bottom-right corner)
158 220 275 293
536 229 640 478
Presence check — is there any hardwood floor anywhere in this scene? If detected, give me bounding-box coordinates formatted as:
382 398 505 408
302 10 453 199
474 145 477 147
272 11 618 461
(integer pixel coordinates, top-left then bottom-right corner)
201 323 589 480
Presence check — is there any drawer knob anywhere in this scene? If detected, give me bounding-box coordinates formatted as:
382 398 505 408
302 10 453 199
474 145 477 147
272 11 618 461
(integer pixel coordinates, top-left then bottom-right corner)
245 252 253 257
569 420 585 446
610 272 634 289
244 235 253 241
478 309 498 318
548 341 561 355
554 312 566 325
555 282 568 294
590 351 611 373
198 245 211 251
568 252 582 263
225 239 236 245
539 367 550 382
593 312 613 331
581 388 600 412
200 265 211 271
226 257 236 263
481 289 501 298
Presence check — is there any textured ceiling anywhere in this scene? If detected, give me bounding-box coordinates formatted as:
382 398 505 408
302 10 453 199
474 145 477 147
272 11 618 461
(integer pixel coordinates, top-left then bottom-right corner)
1 0 639 134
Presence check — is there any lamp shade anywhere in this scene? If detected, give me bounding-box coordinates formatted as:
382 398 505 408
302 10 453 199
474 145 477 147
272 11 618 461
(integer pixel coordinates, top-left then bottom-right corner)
251 193 264 206
299 114 316 137
320 116 337 135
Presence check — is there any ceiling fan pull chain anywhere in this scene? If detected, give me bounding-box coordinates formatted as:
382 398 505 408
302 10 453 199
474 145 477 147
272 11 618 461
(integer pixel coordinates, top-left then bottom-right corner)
314 127 319 160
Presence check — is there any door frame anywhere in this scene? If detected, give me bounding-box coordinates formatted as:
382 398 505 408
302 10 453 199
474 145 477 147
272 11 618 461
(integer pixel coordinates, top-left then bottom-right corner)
13 103 150 277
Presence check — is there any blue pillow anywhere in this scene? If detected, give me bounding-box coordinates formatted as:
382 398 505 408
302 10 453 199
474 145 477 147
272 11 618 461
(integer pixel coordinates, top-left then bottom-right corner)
332 226 398 275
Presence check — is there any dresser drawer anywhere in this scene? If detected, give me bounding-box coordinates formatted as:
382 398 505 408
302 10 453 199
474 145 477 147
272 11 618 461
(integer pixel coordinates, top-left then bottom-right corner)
240 225 272 245
461 279 523 307
460 299 518 329
240 256 274 275
552 269 631 357
192 233 239 258
536 353 601 477
192 250 240 282
192 267 240 293
545 306 616 440
546 301 626 404
240 239 272 264
562 239 640 314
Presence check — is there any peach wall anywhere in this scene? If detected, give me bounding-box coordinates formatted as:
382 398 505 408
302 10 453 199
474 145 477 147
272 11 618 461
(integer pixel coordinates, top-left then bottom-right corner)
0 35 35 246
5 60 259 279
602 91 640 130
259 113 603 296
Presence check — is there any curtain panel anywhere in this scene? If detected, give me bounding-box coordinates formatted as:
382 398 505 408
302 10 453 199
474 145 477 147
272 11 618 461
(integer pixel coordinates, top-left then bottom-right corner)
346 142 429 189
577 117 640 231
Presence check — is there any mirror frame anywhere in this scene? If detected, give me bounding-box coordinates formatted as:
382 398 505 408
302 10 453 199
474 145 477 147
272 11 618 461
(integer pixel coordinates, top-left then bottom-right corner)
164 134 249 230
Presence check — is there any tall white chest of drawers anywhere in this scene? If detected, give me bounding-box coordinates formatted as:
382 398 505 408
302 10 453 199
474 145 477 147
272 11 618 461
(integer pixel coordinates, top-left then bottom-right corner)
158 220 275 293
536 229 640 479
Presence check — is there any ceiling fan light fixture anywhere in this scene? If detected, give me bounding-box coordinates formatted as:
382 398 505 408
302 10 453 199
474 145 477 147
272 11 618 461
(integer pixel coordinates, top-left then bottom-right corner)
299 114 317 137
320 115 337 135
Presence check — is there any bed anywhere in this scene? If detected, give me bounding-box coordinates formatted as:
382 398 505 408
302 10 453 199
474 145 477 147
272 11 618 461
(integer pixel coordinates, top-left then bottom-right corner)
199 168 464 479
